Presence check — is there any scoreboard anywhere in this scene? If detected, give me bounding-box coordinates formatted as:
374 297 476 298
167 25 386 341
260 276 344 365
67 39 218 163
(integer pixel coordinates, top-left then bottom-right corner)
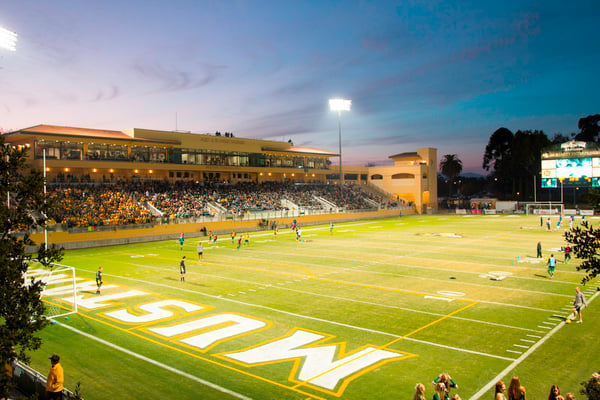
541 157 600 188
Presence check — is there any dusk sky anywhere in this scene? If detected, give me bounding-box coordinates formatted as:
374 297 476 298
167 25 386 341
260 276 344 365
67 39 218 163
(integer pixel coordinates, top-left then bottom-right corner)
2 1 599 174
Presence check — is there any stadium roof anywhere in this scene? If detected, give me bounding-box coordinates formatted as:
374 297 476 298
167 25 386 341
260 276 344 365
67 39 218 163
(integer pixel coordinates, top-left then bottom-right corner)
262 146 338 156
5 124 178 144
388 151 420 160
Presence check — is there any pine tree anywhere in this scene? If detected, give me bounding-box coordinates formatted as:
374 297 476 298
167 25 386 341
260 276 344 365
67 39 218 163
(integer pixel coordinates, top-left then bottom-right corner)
564 221 600 284
0 137 64 398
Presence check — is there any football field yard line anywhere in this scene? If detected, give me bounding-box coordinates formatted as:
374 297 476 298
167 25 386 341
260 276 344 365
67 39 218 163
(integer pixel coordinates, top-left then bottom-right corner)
243 247 584 287
469 290 600 400
83 270 512 360
120 263 547 333
54 320 255 400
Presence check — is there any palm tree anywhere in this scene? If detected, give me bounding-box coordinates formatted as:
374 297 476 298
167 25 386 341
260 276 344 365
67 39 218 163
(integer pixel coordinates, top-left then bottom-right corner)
440 154 463 196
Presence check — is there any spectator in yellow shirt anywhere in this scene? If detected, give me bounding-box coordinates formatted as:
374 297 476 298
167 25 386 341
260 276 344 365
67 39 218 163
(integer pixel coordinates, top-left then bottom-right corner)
46 354 64 399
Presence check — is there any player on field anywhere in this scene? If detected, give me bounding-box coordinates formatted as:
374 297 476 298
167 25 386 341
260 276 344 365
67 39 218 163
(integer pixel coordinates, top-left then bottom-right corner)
563 245 571 263
197 241 203 261
572 286 587 323
547 254 557 279
180 256 186 282
95 266 103 294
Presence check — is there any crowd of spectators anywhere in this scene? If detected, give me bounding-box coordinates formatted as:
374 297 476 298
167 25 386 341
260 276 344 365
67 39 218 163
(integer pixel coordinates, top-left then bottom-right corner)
45 180 399 228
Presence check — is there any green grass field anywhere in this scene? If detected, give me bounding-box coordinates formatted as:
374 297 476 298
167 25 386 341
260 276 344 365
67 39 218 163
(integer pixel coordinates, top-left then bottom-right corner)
27 214 600 399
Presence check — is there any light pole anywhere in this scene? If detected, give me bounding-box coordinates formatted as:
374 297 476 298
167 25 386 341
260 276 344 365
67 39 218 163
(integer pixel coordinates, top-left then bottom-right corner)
329 98 351 188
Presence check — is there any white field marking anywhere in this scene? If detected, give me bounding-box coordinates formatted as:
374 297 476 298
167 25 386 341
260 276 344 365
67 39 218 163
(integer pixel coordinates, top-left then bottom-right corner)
526 334 542 338
437 291 465 297
218 248 578 299
55 321 254 400
506 350 522 354
469 290 600 400
90 270 513 360
401 337 514 361
520 339 535 343
537 325 552 329
242 246 586 287
368 226 382 229
549 317 562 321
248 289 256 292
337 229 352 232
96 262 552 333
513 344 529 349
424 296 454 302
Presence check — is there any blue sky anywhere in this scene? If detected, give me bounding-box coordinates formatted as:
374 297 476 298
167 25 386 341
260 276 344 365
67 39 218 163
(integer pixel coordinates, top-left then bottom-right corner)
1 1 599 173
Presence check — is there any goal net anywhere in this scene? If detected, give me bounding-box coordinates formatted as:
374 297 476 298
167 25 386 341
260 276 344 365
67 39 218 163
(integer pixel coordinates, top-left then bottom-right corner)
25 262 78 320
525 202 564 216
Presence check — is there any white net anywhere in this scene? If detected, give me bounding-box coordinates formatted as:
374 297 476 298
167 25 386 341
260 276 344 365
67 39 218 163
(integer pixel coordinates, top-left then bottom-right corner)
525 202 564 216
25 262 78 319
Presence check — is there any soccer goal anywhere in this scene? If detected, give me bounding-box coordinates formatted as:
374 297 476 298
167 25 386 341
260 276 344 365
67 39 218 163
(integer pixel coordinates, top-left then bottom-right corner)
25 262 78 319
525 202 564 216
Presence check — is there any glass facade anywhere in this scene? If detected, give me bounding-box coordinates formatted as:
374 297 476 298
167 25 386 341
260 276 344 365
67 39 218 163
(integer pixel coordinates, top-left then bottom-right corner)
33 139 328 169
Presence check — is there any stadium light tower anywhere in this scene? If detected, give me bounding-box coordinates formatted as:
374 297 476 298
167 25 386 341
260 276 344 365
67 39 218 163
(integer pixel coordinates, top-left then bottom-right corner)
329 98 351 188
0 26 18 51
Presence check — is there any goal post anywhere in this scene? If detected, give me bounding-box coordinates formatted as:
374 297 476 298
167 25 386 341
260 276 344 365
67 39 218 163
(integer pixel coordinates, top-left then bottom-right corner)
525 202 564 216
25 262 78 319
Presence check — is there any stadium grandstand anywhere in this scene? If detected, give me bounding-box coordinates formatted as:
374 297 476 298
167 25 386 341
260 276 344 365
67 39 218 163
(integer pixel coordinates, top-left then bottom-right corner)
2 124 437 247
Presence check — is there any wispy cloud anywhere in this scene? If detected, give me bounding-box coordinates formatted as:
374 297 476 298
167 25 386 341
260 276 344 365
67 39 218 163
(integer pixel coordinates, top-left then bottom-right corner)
133 59 225 93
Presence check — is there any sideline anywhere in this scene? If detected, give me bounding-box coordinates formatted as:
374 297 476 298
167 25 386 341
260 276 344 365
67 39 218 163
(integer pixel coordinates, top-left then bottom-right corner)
469 289 600 400
55 321 254 400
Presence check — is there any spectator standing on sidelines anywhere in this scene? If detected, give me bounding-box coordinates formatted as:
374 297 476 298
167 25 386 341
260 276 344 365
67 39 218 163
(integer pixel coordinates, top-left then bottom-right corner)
46 354 64 400
180 256 186 282
507 376 526 400
433 373 457 397
495 381 507 400
95 266 103 294
537 242 542 258
413 383 426 400
432 382 447 400
572 286 587 323
547 254 557 279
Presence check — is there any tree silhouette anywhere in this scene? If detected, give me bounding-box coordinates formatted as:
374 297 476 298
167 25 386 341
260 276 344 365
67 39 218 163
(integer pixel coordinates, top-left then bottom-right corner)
575 114 600 142
440 154 463 196
0 137 64 398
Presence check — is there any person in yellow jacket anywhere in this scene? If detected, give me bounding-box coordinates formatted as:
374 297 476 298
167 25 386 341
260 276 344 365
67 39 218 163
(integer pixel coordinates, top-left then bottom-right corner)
46 354 64 399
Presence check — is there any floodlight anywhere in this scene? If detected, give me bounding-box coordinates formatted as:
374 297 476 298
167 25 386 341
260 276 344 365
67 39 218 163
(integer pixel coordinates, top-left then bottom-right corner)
329 98 351 112
0 26 18 51
329 98 351 187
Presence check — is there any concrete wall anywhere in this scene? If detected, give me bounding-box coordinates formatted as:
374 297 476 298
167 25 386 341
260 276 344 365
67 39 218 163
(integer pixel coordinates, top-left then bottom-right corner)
30 209 408 250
